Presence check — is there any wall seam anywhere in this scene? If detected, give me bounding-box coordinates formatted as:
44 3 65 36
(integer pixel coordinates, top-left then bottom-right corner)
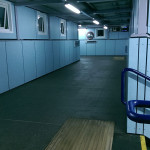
34 41 38 77
136 37 140 134
5 41 10 90
21 40 26 83
44 40 46 74
14 6 19 40
52 41 55 70
59 40 60 69
143 38 149 134
35 10 37 40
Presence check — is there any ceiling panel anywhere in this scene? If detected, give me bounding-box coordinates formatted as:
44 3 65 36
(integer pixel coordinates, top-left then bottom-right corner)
9 0 132 27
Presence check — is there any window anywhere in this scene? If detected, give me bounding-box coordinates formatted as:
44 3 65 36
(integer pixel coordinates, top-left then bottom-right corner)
38 17 44 32
37 11 47 35
97 30 104 37
61 22 64 35
95 28 105 39
60 19 66 36
0 1 13 33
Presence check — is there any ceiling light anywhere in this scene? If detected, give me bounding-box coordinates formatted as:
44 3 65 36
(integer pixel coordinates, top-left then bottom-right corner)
65 4 80 14
93 20 99 25
78 25 82 27
104 25 108 29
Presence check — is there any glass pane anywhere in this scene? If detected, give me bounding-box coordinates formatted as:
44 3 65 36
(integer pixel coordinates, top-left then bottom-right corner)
0 7 5 27
38 17 44 32
97 30 104 36
5 10 9 29
42 19 44 32
61 23 64 34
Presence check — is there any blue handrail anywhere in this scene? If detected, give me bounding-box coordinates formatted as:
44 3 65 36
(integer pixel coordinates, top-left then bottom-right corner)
127 100 150 123
121 68 150 124
121 68 150 105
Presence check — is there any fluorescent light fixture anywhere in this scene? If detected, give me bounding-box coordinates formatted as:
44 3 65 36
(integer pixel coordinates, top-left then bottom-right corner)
78 25 82 27
104 25 108 29
93 20 99 25
65 4 80 14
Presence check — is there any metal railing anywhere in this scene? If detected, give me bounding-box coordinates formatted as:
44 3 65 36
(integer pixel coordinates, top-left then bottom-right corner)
121 68 150 123
121 68 150 105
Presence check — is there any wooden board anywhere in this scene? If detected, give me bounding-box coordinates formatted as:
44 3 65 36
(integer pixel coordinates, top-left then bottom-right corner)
45 119 115 150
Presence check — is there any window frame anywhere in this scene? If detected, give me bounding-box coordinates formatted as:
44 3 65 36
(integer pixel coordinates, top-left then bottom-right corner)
60 19 66 36
0 1 13 33
95 28 105 39
37 11 48 35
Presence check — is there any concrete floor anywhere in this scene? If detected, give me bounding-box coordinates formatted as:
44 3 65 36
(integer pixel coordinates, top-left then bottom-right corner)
0 56 142 150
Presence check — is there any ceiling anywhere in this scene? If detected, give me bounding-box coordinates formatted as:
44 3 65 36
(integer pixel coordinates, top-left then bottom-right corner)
9 0 132 27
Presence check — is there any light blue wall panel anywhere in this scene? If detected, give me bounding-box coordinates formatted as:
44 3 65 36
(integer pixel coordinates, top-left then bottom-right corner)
78 28 128 40
35 41 46 77
6 41 24 89
22 41 36 83
72 41 76 62
104 29 109 39
0 2 17 39
115 40 127 55
0 41 9 93
126 40 129 54
133 0 139 34
127 38 139 134
16 6 36 39
73 46 77 62
144 39 150 138
137 38 147 134
76 46 80 61
80 39 128 56
53 41 60 70
60 40 65 67
67 21 72 39
73 23 78 39
65 41 70 65
106 40 115 55
67 21 75 39
96 40 106 55
87 43 96 55
73 42 78 62
80 40 87 55
109 32 119 39
69 41 74 63
118 32 129 39
45 41 54 73
50 17 60 39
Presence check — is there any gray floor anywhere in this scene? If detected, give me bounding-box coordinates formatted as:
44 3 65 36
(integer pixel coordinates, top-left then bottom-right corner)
0 56 141 150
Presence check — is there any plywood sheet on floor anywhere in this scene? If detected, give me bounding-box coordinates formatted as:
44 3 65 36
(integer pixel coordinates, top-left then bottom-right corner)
45 118 115 150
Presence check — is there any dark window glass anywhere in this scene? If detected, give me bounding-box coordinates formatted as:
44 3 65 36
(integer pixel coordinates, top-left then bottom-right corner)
5 11 8 29
61 22 64 34
97 30 104 36
38 17 44 32
0 7 5 27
